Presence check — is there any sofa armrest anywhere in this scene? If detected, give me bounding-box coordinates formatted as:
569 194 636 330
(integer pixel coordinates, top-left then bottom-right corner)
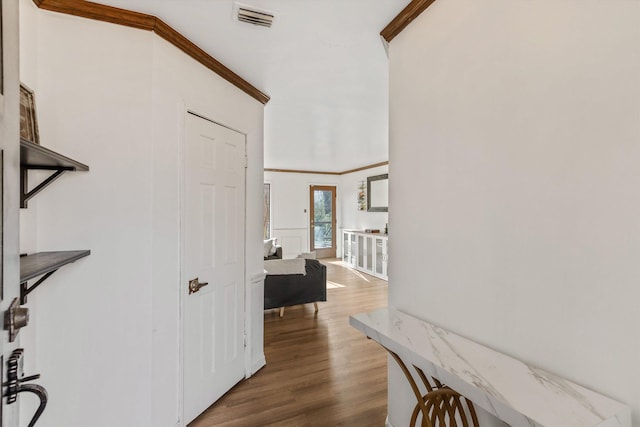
264 245 282 260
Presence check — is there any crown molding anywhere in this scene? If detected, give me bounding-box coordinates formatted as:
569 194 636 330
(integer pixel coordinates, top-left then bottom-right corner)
381 0 438 43
265 161 388 176
32 0 270 104
340 161 388 175
264 168 340 176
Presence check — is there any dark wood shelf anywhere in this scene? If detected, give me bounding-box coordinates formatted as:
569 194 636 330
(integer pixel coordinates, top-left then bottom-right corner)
20 139 89 171
20 138 89 208
20 251 91 303
21 250 90 282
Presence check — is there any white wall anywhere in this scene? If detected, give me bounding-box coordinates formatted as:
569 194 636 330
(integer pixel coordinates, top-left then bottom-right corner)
23 8 155 427
19 2 265 426
264 171 341 258
149 35 265 425
264 166 389 259
340 165 388 232
388 0 640 425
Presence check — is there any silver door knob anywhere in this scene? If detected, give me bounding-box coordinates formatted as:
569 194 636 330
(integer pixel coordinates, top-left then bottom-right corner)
188 278 209 294
4 298 30 342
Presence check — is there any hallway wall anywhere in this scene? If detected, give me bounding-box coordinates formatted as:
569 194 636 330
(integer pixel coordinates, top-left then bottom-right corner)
19 1 265 425
387 0 640 425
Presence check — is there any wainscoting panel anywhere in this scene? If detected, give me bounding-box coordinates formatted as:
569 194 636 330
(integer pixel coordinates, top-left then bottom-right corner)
272 228 307 259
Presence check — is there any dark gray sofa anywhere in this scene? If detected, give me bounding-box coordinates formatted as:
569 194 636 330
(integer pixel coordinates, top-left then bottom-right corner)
264 259 327 314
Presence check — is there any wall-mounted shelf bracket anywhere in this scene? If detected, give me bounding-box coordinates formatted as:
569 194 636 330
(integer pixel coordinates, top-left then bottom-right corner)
20 251 91 304
20 138 89 208
20 271 56 305
21 167 72 208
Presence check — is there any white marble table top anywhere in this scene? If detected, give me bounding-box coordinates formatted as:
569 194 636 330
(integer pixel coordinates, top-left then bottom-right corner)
350 308 630 427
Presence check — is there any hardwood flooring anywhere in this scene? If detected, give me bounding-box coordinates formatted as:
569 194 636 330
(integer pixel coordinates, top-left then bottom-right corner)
189 259 389 427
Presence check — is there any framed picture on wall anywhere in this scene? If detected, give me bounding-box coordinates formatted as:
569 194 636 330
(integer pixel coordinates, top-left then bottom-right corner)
20 84 40 144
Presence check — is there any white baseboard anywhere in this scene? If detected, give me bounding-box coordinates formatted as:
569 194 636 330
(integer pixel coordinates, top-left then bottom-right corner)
385 416 394 427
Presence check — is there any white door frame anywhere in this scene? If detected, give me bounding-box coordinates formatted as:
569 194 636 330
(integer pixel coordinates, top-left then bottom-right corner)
177 106 251 426
1 2 24 426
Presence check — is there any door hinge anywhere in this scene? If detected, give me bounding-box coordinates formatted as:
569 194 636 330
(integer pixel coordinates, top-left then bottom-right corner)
244 333 248 348
243 155 248 168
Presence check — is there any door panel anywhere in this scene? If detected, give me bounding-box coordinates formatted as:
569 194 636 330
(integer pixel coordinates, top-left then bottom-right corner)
310 186 336 258
224 185 237 264
224 281 237 362
183 113 246 424
200 184 216 268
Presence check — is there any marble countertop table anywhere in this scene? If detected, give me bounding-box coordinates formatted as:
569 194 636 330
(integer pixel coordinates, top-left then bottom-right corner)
350 308 630 427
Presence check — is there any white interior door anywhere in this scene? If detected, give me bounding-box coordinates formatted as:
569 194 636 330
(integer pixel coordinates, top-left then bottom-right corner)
183 112 246 424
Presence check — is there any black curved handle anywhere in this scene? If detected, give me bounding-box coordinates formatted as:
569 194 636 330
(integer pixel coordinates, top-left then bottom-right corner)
17 383 48 427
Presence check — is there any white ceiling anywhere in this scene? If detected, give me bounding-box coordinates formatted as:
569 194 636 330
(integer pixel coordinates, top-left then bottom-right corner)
90 0 408 172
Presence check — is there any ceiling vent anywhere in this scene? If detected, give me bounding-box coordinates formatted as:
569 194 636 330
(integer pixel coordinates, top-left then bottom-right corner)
234 3 276 28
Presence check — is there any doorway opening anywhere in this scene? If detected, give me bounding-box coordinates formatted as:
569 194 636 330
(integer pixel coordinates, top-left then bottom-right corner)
310 185 336 258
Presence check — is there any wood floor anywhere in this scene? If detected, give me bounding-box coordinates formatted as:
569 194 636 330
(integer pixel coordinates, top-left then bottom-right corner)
189 259 389 427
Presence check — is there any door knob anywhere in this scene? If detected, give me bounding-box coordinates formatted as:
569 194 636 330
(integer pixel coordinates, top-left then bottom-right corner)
4 298 30 342
188 277 209 294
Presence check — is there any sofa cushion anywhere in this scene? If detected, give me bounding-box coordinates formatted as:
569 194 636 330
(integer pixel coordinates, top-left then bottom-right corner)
264 258 306 275
296 251 317 259
263 238 277 257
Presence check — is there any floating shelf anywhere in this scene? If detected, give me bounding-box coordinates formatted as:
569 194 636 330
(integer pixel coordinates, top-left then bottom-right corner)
20 250 91 303
20 138 89 208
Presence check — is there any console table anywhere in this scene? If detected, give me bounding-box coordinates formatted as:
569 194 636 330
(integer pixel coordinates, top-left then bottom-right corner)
350 308 630 427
